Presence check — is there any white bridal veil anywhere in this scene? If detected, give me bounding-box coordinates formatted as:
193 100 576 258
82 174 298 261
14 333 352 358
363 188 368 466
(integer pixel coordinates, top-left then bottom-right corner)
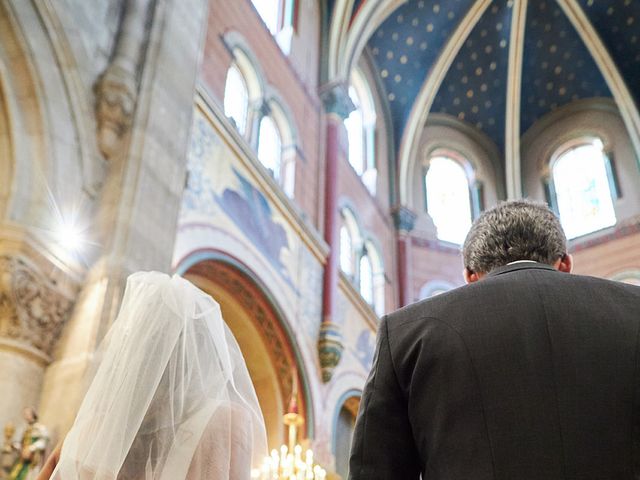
50 272 267 480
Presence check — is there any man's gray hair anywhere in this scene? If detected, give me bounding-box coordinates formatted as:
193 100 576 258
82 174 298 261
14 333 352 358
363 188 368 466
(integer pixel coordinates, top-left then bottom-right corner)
462 200 568 274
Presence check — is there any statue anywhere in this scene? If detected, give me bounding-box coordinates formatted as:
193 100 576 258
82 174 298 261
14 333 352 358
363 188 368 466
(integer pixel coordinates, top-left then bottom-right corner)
7 408 48 480
1 423 17 480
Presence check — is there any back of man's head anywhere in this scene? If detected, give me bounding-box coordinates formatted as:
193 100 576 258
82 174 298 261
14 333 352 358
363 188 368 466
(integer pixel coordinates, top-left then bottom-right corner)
462 200 568 275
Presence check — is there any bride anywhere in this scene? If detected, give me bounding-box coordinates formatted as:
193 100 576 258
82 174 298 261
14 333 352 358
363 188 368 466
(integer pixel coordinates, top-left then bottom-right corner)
37 272 267 480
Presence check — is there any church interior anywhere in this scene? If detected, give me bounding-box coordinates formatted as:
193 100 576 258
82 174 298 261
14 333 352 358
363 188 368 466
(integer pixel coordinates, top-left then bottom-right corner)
1 0 639 478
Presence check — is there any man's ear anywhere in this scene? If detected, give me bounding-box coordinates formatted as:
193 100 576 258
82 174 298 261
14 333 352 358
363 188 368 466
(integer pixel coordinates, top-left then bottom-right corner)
554 253 573 273
464 268 482 284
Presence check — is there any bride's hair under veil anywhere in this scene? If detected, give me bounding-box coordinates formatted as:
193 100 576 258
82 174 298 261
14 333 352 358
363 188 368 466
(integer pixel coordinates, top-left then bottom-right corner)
49 271 267 480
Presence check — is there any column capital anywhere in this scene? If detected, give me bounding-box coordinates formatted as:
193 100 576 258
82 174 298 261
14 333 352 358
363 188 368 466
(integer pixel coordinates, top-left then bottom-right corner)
319 81 355 120
0 254 75 361
391 206 417 233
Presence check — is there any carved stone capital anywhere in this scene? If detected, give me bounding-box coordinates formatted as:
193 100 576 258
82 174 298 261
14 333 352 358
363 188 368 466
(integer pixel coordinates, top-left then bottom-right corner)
0 255 75 360
320 82 355 120
391 206 417 233
93 0 151 160
94 65 137 159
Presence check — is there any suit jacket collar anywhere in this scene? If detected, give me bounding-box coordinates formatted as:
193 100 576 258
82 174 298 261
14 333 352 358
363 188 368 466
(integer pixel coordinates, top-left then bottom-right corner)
487 261 557 278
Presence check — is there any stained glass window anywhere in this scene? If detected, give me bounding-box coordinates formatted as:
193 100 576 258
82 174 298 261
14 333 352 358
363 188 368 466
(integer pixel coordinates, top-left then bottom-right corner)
257 116 282 181
223 65 248 135
552 140 616 239
425 156 472 245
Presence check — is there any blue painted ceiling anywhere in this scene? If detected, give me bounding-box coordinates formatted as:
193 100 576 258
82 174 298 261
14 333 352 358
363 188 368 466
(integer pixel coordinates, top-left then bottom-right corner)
520 0 611 134
431 0 512 151
577 0 640 106
341 0 640 156
368 0 475 147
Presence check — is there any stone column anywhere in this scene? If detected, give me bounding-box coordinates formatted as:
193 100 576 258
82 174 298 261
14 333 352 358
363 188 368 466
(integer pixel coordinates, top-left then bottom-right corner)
317 83 353 382
38 0 210 438
0 253 75 430
392 206 417 307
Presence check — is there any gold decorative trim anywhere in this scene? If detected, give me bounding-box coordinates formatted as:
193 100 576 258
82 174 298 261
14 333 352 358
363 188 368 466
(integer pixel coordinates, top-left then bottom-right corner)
504 0 528 199
397 0 492 206
195 88 329 264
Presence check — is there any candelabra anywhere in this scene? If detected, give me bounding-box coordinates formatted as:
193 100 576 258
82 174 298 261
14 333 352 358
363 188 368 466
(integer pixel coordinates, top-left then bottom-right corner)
252 387 326 479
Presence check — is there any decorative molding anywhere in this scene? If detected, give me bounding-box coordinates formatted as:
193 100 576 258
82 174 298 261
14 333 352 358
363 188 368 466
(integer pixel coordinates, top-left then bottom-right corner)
556 0 640 167
397 0 492 206
319 82 355 120
327 0 356 80
504 0 528 199
0 255 75 361
94 0 151 159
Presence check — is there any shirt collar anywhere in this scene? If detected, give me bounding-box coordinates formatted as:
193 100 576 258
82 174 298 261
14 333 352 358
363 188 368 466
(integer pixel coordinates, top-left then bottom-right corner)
486 261 557 278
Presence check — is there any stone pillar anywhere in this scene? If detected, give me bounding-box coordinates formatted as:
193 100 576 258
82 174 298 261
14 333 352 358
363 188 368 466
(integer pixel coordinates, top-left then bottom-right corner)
392 206 417 308
38 0 210 438
317 83 353 382
0 253 75 430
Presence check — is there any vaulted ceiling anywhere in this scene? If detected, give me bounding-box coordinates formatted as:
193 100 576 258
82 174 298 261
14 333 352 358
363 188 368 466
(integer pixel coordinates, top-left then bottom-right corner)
326 0 639 172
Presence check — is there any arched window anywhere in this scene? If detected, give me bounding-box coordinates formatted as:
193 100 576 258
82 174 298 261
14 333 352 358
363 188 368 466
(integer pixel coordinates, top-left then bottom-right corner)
345 69 377 193
339 208 360 278
424 156 473 245
221 42 264 140
340 226 353 276
251 0 296 54
257 115 282 181
360 241 385 316
334 397 360 479
367 243 385 316
359 253 374 305
550 139 617 239
224 64 249 135
258 99 298 197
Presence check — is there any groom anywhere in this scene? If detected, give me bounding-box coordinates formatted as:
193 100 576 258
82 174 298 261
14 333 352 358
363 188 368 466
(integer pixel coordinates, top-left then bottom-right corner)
349 200 640 479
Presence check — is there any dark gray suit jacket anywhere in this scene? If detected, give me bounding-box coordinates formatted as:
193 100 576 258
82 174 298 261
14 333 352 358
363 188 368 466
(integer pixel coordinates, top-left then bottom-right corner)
349 262 640 479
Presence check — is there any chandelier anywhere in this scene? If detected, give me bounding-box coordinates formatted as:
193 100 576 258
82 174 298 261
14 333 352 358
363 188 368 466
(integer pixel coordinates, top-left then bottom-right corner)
252 385 327 479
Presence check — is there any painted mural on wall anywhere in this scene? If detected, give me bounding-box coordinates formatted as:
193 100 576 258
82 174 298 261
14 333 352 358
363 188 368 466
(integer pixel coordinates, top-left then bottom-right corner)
217 168 292 285
176 107 322 341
